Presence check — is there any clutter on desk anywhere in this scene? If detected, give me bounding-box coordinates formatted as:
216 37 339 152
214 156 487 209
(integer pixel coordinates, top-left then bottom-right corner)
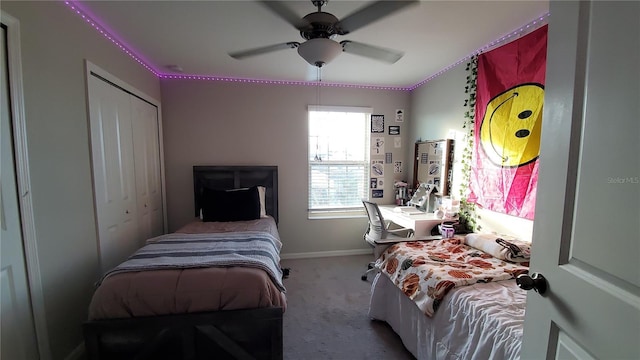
394 180 409 206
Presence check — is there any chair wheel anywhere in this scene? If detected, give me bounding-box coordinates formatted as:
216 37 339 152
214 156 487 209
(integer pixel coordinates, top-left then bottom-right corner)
361 275 368 281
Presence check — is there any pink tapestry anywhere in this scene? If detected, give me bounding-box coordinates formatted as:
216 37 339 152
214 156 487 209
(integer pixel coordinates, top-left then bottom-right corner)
468 25 548 219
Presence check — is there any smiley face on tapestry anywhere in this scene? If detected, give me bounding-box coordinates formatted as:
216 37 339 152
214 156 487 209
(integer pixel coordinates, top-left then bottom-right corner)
479 83 544 168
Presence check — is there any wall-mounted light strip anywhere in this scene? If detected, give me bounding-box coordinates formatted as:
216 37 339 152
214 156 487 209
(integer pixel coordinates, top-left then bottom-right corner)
64 1 159 76
64 0 548 92
64 0 407 90
408 12 550 91
158 73 409 91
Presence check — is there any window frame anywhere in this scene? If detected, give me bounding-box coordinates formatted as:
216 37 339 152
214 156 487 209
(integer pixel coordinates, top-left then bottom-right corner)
307 105 372 218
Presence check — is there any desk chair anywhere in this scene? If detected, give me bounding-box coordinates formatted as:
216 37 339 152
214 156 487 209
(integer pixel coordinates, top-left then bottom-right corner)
361 200 414 281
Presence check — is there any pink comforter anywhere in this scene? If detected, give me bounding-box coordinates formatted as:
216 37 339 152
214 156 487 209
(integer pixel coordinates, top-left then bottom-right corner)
88 217 286 320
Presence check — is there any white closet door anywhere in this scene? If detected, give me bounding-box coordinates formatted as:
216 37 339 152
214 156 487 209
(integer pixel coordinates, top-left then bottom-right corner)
131 96 164 242
88 75 139 273
1 24 39 360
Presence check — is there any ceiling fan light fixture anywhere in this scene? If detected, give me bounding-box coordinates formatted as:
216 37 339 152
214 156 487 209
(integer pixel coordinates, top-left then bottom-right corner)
297 38 343 67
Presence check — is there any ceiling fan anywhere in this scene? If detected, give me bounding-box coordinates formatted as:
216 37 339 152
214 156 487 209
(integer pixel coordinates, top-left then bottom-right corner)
229 0 418 68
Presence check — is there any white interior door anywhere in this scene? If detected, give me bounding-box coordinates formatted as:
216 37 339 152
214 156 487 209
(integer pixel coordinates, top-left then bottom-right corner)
131 96 164 242
0 24 39 360
88 75 139 273
520 1 640 359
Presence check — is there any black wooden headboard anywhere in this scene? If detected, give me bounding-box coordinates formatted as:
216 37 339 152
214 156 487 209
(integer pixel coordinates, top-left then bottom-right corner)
193 166 279 224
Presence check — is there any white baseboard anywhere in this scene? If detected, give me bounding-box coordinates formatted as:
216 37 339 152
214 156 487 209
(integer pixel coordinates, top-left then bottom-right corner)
65 342 85 360
281 248 372 260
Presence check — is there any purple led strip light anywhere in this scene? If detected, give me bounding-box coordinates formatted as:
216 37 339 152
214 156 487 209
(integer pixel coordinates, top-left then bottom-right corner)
64 1 159 76
64 0 548 91
159 74 408 91
408 12 550 91
64 0 402 90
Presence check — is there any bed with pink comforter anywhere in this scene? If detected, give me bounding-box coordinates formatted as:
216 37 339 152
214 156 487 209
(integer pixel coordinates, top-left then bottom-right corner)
84 165 284 360
88 217 286 320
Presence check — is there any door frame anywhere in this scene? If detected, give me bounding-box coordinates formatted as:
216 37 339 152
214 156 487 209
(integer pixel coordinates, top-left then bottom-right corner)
1 10 51 360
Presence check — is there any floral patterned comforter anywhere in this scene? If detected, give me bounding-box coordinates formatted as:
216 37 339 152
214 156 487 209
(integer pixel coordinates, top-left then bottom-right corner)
375 237 529 317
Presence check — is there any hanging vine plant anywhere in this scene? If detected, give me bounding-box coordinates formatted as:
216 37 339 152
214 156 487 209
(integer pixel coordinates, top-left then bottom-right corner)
458 55 481 233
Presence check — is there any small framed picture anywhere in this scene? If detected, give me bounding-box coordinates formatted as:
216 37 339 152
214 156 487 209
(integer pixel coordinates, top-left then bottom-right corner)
372 189 384 198
371 115 384 133
372 137 385 155
371 160 384 176
389 126 400 135
394 161 402 173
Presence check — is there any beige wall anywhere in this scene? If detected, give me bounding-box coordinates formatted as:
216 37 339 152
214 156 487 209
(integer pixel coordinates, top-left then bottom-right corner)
2 2 160 359
408 63 468 192
160 79 411 255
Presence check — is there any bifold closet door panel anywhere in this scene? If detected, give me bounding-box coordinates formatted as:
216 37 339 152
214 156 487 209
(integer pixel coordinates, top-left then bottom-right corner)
131 96 164 242
88 75 139 273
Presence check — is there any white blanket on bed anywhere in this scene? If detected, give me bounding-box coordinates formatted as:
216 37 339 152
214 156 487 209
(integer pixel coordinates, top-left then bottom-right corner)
98 231 285 292
369 274 526 360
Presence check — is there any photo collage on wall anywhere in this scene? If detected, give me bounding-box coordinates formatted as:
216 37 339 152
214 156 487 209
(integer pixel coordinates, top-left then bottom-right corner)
370 110 404 198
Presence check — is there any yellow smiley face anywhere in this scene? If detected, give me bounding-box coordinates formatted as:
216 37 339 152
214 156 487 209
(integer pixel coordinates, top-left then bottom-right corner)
479 83 544 167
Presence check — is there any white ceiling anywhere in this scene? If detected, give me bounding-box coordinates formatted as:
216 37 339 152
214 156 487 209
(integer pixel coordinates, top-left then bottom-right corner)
75 0 549 88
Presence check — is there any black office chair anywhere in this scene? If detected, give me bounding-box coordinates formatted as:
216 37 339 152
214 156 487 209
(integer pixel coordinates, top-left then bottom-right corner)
361 200 414 281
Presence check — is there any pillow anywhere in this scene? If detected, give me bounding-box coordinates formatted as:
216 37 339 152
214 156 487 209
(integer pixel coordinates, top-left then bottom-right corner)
226 185 268 218
464 233 531 263
227 186 268 218
257 186 267 218
202 186 261 222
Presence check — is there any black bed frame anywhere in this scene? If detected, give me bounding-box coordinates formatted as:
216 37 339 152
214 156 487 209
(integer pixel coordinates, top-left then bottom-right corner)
84 166 282 360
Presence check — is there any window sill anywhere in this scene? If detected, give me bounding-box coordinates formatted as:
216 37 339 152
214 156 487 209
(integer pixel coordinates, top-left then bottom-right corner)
308 209 366 220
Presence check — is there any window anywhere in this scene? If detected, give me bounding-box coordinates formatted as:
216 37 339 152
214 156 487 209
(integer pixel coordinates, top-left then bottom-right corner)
308 106 371 215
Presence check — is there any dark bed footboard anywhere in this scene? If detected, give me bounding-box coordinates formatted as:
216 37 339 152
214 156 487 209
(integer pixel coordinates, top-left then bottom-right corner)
83 307 283 360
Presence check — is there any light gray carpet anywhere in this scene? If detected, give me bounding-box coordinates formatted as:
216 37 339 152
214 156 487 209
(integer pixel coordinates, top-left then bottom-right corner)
280 254 415 360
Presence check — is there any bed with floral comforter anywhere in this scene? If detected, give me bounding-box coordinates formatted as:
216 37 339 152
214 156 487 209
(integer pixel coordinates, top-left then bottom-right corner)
375 236 529 316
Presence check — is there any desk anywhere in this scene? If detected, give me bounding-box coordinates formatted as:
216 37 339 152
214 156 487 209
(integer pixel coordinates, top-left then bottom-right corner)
379 205 443 236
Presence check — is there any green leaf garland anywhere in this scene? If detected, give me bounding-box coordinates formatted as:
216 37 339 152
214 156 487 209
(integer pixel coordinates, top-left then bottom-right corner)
459 56 481 232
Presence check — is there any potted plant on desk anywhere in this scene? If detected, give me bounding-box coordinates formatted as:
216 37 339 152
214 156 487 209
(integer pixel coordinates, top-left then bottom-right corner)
455 198 479 234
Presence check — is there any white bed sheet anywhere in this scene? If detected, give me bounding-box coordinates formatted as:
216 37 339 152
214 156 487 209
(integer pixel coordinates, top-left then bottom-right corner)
368 272 526 360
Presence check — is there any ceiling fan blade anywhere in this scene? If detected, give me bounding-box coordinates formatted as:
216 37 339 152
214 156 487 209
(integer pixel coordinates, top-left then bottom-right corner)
335 0 419 35
229 42 300 59
259 1 310 31
340 40 404 64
